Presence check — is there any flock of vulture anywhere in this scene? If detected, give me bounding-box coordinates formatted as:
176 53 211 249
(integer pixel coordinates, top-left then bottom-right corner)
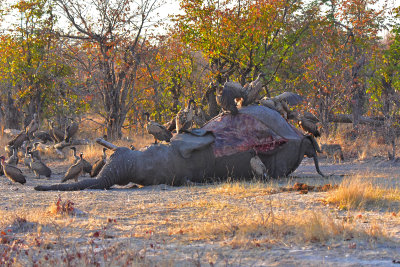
1 115 108 185
144 75 321 146
1 75 321 185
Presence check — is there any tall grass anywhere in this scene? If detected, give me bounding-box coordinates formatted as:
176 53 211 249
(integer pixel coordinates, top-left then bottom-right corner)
326 175 400 210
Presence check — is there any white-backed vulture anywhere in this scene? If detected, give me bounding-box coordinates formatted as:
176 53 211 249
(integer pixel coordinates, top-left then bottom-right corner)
61 153 84 183
0 156 26 184
64 118 79 142
29 153 51 178
144 112 172 144
90 148 107 177
26 113 39 138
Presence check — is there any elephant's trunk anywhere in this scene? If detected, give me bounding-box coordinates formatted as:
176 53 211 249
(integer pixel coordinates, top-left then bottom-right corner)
313 155 325 177
34 178 105 191
35 148 136 191
304 135 325 177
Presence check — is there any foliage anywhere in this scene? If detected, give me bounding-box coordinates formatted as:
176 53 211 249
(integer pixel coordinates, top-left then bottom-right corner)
175 0 315 87
0 0 84 122
0 0 398 137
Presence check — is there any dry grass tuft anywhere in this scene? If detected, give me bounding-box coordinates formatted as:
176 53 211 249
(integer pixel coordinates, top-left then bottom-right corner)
176 201 388 246
326 175 400 210
209 180 278 198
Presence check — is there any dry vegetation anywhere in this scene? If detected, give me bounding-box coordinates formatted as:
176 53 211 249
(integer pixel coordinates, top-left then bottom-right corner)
0 128 400 266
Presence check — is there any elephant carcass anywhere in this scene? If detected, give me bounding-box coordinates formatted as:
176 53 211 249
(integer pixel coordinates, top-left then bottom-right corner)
34 105 324 191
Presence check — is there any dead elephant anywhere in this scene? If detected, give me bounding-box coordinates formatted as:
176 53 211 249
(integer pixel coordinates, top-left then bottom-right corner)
34 105 324 191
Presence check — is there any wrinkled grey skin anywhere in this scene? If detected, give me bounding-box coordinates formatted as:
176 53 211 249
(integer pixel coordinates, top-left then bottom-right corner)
35 106 324 191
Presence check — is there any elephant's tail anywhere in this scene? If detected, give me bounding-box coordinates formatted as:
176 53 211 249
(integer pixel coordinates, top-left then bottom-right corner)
35 147 136 191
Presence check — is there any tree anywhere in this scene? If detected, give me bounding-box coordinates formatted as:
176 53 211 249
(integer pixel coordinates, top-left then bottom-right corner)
175 0 317 114
367 5 400 158
0 0 69 128
141 31 210 123
56 0 161 139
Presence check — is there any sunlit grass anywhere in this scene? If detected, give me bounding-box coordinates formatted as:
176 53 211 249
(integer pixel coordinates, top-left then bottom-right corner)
209 180 278 198
326 175 400 210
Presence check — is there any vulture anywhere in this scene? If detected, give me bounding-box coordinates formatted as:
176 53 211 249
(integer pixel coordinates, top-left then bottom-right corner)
7 131 29 150
6 148 19 166
62 153 84 183
259 92 303 119
272 92 303 106
302 112 319 123
164 117 176 132
24 147 33 171
298 116 321 138
90 148 107 177
5 145 13 158
144 112 172 144
29 153 51 178
70 146 80 163
250 155 268 180
192 103 208 128
30 143 42 161
216 82 244 115
0 156 26 184
22 111 31 131
176 99 195 133
33 131 53 144
64 118 79 142
49 121 64 143
70 147 92 175
25 113 39 138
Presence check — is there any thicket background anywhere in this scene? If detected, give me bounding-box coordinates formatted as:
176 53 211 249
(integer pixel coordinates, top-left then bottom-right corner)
0 0 398 141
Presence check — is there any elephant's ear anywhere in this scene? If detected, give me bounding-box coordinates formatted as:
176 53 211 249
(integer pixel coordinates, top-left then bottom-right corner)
171 132 215 159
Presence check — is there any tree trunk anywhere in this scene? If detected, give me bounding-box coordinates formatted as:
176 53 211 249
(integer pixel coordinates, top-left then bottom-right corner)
5 92 20 129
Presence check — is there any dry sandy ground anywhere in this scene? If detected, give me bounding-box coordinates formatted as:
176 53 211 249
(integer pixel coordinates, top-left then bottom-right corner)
0 156 399 266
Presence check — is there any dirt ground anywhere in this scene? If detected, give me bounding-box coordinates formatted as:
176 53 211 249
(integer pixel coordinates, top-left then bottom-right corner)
0 155 399 266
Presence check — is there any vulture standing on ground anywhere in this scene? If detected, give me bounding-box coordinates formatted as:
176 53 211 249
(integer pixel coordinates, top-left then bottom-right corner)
33 131 53 143
5 145 13 157
216 82 244 115
6 148 19 166
24 147 33 171
29 152 51 178
49 121 64 143
70 147 92 175
61 153 84 183
176 99 196 133
64 118 79 142
70 146 80 163
30 143 42 161
90 148 107 177
250 155 268 180
25 113 39 138
144 112 172 144
22 111 31 131
0 156 26 184
7 131 29 150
